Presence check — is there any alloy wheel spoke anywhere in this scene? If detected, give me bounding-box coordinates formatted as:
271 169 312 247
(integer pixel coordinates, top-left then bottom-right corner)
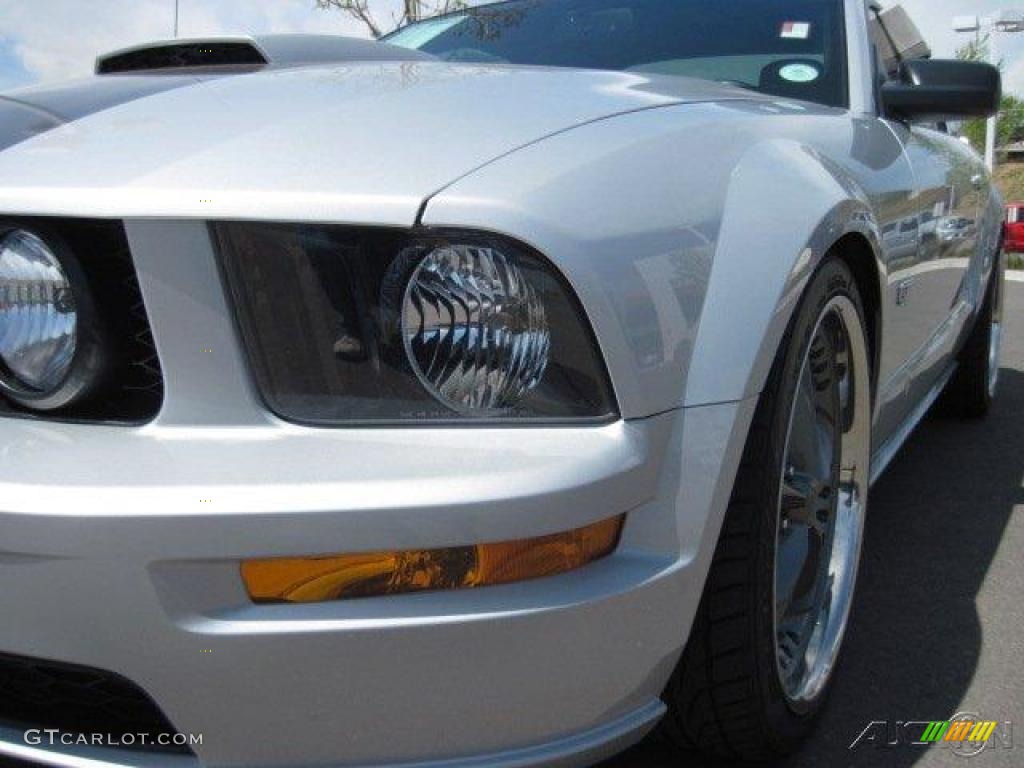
775 527 808 619
781 469 833 534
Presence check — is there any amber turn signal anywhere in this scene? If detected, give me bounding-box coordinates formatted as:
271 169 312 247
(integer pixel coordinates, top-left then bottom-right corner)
241 516 624 603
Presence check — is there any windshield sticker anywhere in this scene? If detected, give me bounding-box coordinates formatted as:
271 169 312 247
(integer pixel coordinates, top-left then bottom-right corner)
781 22 811 40
779 63 820 83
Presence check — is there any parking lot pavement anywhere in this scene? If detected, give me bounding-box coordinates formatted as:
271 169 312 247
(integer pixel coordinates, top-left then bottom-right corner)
3 283 1023 768
605 280 1024 766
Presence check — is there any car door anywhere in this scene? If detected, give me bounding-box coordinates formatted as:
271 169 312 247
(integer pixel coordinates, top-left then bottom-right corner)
877 121 980 414
906 126 983 404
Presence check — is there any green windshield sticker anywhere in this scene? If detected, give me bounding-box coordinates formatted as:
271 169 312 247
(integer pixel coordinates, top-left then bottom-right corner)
780 63 820 82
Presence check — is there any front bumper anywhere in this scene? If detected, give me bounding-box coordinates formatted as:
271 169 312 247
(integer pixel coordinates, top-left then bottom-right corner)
0 218 757 767
0 398 755 768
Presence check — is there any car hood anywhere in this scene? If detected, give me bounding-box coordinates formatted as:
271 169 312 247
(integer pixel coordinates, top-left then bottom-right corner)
0 62 753 225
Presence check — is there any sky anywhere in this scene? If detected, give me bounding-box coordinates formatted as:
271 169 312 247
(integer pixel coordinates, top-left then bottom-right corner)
0 0 1023 93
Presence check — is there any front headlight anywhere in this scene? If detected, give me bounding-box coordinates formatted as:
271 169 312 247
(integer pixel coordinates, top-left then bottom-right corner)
214 223 615 424
0 226 112 412
402 243 551 412
0 229 77 393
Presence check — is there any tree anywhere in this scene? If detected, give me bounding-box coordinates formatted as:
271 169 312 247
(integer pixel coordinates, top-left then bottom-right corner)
960 94 1024 152
954 35 1024 154
316 0 467 39
957 34 991 67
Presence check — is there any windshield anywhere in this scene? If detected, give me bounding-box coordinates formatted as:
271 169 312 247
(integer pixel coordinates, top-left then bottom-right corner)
386 0 848 108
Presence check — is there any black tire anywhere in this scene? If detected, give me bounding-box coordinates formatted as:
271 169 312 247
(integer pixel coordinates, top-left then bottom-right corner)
659 256 871 761
939 265 1001 419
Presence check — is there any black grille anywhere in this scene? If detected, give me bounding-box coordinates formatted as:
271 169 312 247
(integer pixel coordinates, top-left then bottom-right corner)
0 218 164 423
0 652 192 755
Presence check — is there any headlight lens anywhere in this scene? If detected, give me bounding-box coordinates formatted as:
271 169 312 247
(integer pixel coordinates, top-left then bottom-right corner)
214 223 615 424
403 243 550 412
0 229 77 393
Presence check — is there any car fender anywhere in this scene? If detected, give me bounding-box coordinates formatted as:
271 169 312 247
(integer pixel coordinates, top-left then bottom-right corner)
422 103 886 417
685 138 885 406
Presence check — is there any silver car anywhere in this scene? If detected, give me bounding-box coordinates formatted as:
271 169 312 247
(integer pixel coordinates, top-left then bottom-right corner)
0 1 1004 767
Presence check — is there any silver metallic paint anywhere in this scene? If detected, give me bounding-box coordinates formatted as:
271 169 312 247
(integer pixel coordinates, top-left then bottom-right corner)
0 397 754 767
423 107 912 427
0 63 751 224
0 1 1005 766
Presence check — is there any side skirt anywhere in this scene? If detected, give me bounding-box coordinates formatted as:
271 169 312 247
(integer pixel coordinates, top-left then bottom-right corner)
869 363 957 486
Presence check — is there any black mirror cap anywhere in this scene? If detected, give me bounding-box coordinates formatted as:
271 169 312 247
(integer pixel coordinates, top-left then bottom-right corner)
882 59 1001 122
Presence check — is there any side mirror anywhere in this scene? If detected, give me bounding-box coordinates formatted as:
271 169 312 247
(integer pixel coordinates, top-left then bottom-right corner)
881 59 1001 122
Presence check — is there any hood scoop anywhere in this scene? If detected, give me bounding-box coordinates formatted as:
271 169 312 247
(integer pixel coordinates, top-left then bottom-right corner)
97 40 266 74
95 35 433 75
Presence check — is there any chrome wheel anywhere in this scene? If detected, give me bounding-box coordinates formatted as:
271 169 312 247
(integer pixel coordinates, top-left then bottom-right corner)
773 296 871 706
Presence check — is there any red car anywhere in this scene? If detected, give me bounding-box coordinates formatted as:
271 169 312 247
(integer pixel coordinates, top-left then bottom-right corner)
1006 203 1024 252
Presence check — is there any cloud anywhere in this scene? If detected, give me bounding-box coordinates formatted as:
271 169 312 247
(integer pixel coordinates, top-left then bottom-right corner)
0 38 31 90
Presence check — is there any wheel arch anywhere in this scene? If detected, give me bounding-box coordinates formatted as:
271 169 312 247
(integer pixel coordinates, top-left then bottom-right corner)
831 232 884 401
683 138 887 408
